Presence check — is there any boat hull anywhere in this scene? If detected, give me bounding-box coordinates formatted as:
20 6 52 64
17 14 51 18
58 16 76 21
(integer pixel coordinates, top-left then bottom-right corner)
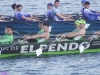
0 39 100 58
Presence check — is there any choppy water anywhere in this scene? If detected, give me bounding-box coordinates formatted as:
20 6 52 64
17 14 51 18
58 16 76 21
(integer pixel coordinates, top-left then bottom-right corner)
0 53 100 75
0 0 100 15
0 0 100 75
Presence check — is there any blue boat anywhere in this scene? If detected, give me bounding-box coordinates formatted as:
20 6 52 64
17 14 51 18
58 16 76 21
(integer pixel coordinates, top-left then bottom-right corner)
0 20 100 36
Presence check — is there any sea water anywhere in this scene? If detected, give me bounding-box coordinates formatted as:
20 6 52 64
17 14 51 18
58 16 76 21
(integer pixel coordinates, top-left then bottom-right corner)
0 0 100 75
0 53 100 75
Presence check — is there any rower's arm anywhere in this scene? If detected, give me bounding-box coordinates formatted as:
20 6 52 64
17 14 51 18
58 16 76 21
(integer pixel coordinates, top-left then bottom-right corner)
86 9 100 16
66 29 86 38
22 16 35 21
56 13 69 19
26 33 50 40
23 14 33 19
17 13 35 21
94 31 100 35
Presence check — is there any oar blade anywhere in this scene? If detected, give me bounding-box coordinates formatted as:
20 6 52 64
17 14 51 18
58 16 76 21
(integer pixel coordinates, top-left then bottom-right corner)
56 37 60 41
79 46 85 53
49 26 52 32
36 48 43 57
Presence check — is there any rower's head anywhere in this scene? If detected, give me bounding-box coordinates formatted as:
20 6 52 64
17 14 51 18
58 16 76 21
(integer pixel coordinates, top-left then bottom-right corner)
43 23 49 32
12 3 17 11
39 22 44 29
16 4 22 12
5 26 13 35
54 0 60 8
74 20 80 29
81 0 88 7
79 19 86 28
47 3 54 10
75 19 86 29
84 1 90 9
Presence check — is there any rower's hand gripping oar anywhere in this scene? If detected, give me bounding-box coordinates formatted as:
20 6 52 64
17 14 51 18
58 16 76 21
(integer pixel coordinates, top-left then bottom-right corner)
79 35 98 53
35 37 62 57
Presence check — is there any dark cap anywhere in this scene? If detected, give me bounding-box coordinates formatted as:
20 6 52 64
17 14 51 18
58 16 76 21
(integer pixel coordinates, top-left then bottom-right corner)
47 3 54 6
43 22 49 27
55 0 60 2
81 0 88 3
16 4 22 8
6 26 14 30
12 3 16 10
85 1 90 5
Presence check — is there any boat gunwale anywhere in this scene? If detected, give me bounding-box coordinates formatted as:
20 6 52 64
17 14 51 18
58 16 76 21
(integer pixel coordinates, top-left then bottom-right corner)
0 39 100 46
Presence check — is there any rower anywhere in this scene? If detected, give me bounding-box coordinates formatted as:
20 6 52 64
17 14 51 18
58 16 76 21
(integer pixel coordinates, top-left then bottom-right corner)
88 31 100 39
13 4 36 22
22 22 44 43
81 0 88 14
45 3 54 20
58 19 86 41
81 0 88 7
38 22 44 32
81 0 100 14
12 3 17 11
0 26 14 44
23 22 50 43
51 0 74 21
81 1 100 20
11 3 17 21
36 22 44 42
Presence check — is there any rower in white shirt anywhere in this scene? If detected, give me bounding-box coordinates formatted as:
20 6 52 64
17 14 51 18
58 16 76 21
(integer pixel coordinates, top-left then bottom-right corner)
51 0 74 21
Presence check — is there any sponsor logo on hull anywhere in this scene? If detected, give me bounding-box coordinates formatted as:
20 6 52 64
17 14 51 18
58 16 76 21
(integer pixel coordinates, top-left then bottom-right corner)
20 42 90 53
1 40 100 54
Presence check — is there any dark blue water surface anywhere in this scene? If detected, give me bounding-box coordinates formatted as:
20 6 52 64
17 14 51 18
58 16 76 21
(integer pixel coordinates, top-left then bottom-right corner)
0 53 100 75
0 0 100 75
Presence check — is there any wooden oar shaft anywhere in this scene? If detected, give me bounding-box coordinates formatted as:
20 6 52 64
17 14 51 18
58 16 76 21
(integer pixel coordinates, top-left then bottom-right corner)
84 35 98 48
44 40 57 50
84 37 95 48
43 37 63 50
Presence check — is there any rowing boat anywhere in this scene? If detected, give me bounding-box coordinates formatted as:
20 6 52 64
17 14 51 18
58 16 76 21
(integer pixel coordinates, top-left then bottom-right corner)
0 39 100 58
0 15 100 35
0 20 100 35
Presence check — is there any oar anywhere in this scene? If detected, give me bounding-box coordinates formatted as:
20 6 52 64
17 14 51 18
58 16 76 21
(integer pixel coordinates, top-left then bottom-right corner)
79 35 98 53
0 39 25 54
35 37 62 57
